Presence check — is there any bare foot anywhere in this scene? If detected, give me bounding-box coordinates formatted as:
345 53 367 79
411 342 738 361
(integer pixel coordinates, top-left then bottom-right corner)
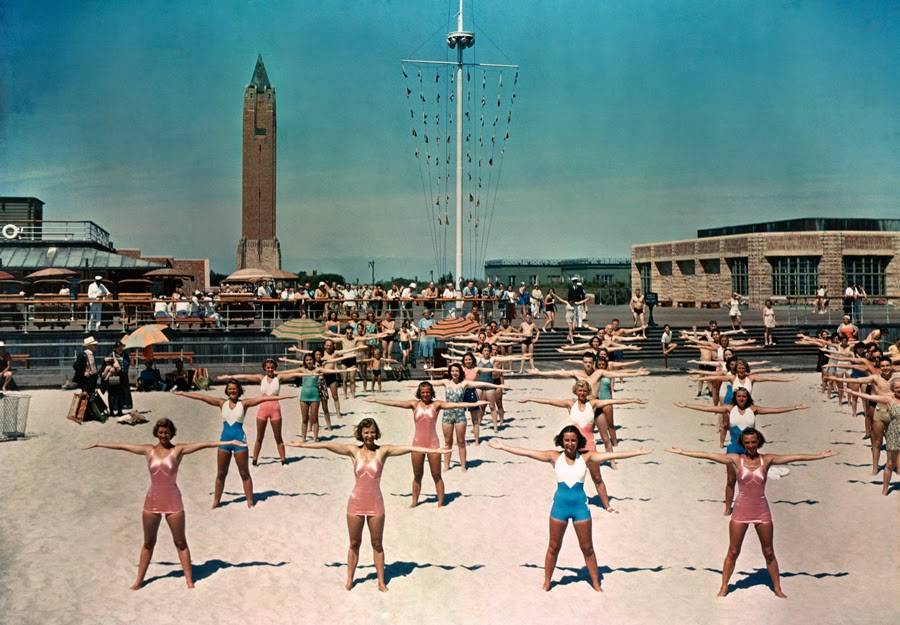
872 466 879 475
592 581 603 592
378 582 388 592
723 505 733 516
716 586 729 597
773 589 787 598
211 501 221 509
605 506 618 514
542 580 552 591
185 581 195 589
883 484 889 496
345 579 355 591
129 581 143 591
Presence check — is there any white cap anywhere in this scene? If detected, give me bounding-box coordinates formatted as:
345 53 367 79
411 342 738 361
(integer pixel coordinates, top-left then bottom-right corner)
318 281 325 286
83 336 98 347
0 341 5 347
409 282 417 288
94 275 103 280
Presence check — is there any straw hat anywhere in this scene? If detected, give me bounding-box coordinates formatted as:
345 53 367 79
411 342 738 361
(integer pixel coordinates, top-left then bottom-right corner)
83 336 98 347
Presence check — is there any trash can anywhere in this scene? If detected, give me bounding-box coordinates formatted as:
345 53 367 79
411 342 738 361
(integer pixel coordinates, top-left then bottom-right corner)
0 392 30 441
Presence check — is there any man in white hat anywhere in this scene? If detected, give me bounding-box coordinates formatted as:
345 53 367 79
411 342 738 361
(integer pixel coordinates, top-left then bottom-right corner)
0 341 13 393
86 275 110 332
73 336 100 394
401 282 416 322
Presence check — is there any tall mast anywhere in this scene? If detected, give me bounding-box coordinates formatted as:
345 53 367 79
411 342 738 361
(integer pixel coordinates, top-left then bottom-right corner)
447 0 472 289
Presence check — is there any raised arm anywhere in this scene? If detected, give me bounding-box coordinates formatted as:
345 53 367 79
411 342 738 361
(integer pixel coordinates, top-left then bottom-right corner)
754 404 807 416
767 450 837 465
173 391 224 407
585 447 653 464
381 444 451 458
517 397 573 409
365 398 418 409
435 400 488 411
215 373 263 383
242 394 297 408
487 439 556 463
748 375 798 383
178 441 247 455
665 447 734 465
460 380 508 390
285 440 357 456
604 368 650 378
590 398 647 409
83 442 151 455
844 389 891 404
530 368 582 378
673 401 729 414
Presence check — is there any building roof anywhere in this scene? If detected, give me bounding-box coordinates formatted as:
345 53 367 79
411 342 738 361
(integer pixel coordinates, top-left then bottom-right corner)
249 54 272 91
485 257 631 268
698 218 900 238
0 246 165 271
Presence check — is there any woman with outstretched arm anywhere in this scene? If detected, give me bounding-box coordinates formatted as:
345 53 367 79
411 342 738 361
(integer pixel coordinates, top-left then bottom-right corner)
489 427 652 592
667 429 835 598
85 418 246 589
287 418 449 591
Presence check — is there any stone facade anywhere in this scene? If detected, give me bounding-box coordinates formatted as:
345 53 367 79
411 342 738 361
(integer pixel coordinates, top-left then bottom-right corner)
631 230 900 308
118 249 210 292
238 56 281 270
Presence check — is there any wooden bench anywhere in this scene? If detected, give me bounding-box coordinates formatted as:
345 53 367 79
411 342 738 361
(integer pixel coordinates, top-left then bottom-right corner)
9 354 30 369
130 351 195 367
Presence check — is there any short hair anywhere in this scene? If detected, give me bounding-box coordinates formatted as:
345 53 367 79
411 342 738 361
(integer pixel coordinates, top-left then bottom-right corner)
262 358 277 369
739 427 766 448
447 363 464 381
153 418 177 438
225 380 244 397
572 380 592 394
582 352 597 362
732 387 754 406
554 425 587 450
878 356 893 366
890 378 900 392
415 381 435 400
735 359 751 373
354 418 381 441
462 351 476 366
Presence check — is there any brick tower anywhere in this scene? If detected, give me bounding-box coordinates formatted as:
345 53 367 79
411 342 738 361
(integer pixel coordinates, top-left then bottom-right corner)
237 54 282 270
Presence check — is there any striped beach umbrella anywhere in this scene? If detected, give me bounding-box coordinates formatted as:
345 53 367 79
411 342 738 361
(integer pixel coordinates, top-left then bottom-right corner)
426 317 480 339
271 318 326 342
121 324 170 350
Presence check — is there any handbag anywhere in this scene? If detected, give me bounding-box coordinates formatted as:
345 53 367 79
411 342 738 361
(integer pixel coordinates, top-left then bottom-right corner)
88 392 108 422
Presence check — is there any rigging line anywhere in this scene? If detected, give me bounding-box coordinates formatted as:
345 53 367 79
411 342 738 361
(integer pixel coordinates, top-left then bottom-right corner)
479 69 501 261
404 63 437 270
414 66 440 271
442 63 452 274
481 87 516 268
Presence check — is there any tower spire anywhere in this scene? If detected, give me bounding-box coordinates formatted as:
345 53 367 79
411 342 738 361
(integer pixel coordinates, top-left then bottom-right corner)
250 54 271 90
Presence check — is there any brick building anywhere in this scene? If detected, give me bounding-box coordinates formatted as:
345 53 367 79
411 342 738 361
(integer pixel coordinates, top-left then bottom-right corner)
236 55 281 271
631 218 900 307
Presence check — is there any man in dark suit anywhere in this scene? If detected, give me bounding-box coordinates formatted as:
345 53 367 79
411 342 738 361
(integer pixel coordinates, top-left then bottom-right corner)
73 336 99 395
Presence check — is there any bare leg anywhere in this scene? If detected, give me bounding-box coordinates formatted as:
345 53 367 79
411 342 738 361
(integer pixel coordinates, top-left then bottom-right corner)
603 405 617 447
367 515 388 591
544 518 567 591
587 462 612 511
454 421 467 471
132 512 162 590
213 449 230 508
328 382 341 416
271 418 286 464
871 419 885 474
309 402 320 442
724 463 736 515
427 452 445 507
345 514 364 590
593 410 614 454
165 511 194 588
755 522 786 597
410 452 425 507
470 408 482 445
300 402 310 442
883 450 897 496
234 450 254 508
718 521 749 597
252 417 268 466
441 421 455 469
572 519 602 591
319 396 332 432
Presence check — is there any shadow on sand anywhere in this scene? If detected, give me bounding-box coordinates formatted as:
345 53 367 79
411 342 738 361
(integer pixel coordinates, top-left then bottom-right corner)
325 560 485 586
521 562 667 587
685 566 849 593
143 559 288 587
218 490 328 507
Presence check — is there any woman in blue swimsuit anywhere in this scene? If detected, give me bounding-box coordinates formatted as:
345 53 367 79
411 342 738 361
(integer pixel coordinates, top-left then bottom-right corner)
489 426 651 592
174 381 293 508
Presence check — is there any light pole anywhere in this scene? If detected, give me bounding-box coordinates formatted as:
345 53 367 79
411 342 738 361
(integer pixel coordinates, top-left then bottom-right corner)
368 260 375 284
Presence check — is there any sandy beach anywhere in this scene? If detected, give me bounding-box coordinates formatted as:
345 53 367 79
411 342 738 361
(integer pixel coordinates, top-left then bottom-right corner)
0 373 896 625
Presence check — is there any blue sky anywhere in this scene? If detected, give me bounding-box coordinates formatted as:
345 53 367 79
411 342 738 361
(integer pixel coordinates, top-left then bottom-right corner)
1 1 897 282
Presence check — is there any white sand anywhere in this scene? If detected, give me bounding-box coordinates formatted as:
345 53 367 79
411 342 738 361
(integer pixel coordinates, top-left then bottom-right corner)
0 374 896 625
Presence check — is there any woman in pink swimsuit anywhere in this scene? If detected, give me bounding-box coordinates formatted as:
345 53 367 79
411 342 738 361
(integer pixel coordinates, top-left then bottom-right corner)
367 381 486 507
288 418 448 591
517 379 647 511
667 428 835 598
84 418 246 590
